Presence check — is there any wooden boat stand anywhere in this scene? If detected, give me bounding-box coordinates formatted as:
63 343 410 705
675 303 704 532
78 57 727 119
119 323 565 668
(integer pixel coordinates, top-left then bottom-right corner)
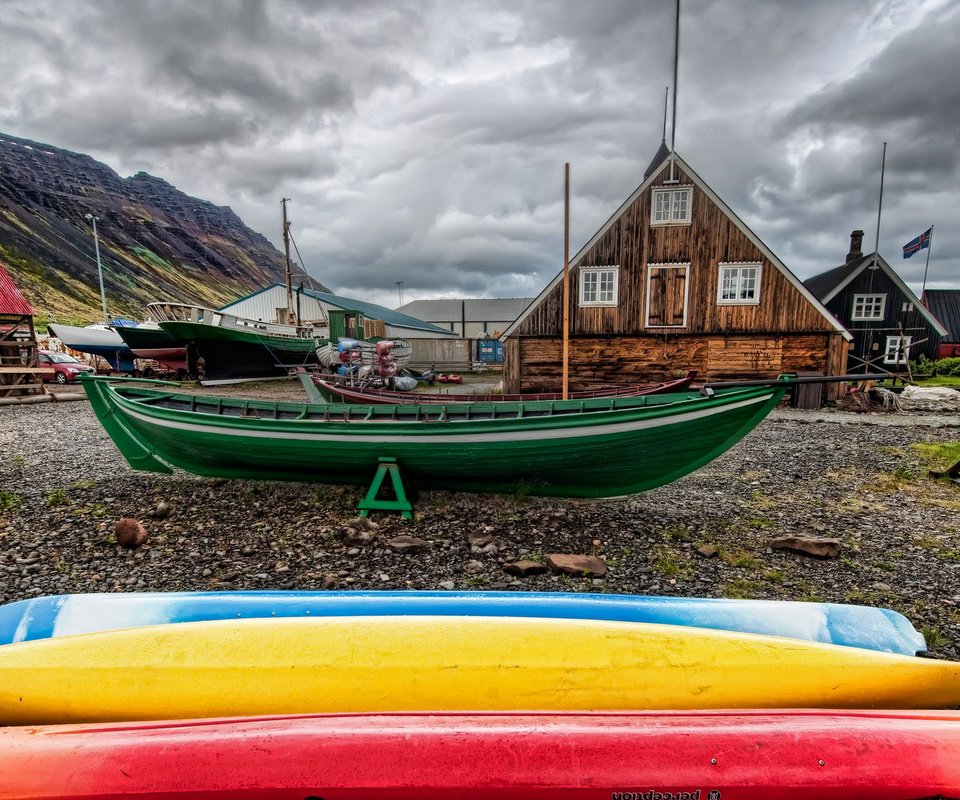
357 458 414 519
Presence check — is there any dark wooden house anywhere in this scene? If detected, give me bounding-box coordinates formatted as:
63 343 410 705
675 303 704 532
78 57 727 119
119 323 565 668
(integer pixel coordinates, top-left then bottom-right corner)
501 149 851 397
0 260 46 400
921 289 960 359
804 231 947 371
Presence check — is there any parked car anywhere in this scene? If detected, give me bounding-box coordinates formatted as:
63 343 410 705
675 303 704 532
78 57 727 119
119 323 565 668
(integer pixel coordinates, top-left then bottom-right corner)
38 350 96 384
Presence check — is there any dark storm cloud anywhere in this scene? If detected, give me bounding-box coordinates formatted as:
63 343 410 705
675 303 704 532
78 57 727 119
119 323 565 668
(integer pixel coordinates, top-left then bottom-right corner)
1 0 957 304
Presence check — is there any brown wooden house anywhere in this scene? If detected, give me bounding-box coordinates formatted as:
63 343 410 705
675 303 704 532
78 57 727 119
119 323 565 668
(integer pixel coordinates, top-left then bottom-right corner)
500 149 851 397
0 260 46 400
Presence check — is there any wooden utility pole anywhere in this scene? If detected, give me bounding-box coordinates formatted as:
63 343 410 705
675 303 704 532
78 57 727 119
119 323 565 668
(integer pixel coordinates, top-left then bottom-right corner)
281 198 295 324
562 163 570 400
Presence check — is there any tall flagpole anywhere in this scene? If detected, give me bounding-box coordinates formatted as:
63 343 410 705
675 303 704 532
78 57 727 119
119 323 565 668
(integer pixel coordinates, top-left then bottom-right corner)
870 142 886 270
861 142 886 370
562 162 570 400
920 225 935 296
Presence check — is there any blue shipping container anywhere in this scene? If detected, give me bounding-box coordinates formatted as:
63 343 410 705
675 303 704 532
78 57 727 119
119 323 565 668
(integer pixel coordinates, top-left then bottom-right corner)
476 340 503 363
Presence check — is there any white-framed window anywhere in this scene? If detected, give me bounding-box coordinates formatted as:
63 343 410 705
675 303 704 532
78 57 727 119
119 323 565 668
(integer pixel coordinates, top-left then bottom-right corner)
883 336 912 365
579 266 619 307
717 263 761 305
651 187 692 224
852 294 886 321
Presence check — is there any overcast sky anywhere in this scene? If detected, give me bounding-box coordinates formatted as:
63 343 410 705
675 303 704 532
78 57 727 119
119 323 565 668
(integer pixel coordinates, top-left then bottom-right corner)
2 0 958 308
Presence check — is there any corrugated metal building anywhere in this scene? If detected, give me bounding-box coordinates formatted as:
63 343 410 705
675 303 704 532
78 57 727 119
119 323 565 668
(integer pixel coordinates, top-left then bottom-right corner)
922 289 960 358
397 298 533 338
0 262 33 316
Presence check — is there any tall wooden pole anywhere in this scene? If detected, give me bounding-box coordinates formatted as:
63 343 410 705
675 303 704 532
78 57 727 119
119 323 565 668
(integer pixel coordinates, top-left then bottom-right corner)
562 162 570 400
281 198 295 324
667 0 680 183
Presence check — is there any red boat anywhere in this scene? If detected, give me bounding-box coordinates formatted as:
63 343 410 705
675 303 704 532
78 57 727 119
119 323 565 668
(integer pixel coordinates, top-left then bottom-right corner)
2 710 958 799
312 370 698 404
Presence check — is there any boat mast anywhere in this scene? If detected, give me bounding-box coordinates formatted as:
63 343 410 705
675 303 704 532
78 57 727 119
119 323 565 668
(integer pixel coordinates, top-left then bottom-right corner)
666 0 680 184
562 162 570 400
281 198 295 325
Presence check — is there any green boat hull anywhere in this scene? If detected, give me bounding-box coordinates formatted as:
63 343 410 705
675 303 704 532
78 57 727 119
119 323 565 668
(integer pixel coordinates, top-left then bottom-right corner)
158 320 321 382
80 379 787 498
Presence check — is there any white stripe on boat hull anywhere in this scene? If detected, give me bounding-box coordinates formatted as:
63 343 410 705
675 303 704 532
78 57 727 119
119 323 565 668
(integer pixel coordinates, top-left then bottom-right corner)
113 391 775 446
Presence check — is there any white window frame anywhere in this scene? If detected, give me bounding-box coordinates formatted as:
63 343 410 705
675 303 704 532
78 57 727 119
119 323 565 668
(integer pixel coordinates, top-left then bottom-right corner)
717 263 762 305
852 294 886 321
644 263 690 328
883 336 912 365
579 266 620 307
650 187 692 225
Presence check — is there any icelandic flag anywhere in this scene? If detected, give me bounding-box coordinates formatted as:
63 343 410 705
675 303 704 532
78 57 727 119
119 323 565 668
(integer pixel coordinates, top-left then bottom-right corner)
902 227 932 258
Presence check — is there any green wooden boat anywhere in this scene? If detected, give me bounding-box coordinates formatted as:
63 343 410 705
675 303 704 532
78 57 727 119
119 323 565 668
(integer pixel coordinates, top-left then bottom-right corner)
149 302 326 384
79 377 788 498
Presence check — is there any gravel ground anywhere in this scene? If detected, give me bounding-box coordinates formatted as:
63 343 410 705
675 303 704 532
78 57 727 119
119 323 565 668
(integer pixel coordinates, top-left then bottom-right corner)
1 380 959 657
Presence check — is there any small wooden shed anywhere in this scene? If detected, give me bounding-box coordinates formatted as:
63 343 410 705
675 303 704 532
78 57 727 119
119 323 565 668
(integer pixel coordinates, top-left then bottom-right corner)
0 261 46 400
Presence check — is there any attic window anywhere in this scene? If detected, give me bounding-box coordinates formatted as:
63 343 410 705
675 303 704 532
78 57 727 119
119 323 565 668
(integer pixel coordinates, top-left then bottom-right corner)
717 263 761 305
852 294 886 321
579 266 619 307
651 187 692 225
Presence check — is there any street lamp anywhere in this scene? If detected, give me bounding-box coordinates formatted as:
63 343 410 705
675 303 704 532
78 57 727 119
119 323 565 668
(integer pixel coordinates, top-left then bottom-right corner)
84 213 108 323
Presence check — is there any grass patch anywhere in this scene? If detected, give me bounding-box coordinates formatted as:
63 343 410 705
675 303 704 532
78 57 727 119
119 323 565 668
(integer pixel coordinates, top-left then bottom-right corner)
830 496 875 514
920 624 949 650
0 491 24 512
661 526 692 543
913 533 941 549
864 469 916 493
913 375 960 387
44 489 69 507
747 489 777 511
653 549 692 580
741 517 774 530
762 568 784 583
71 480 97 490
719 548 762 570
873 560 896 572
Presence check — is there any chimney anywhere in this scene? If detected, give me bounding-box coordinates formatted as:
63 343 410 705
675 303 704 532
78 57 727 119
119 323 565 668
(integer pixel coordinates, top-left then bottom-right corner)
846 230 864 263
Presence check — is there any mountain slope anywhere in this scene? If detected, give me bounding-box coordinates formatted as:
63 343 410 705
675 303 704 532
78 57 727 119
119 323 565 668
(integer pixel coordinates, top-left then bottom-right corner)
0 132 319 325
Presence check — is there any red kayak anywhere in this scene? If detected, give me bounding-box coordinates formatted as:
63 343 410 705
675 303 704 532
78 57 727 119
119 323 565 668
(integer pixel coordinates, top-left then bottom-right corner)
313 370 698 404
2 710 958 799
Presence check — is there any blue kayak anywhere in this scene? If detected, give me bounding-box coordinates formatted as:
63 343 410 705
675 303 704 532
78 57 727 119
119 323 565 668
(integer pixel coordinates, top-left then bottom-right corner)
0 591 926 655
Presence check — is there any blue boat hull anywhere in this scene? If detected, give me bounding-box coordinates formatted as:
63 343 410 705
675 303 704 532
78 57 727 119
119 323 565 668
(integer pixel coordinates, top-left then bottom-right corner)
0 591 926 655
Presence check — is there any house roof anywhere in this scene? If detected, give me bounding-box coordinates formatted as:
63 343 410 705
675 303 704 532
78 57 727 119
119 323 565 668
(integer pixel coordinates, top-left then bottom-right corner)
804 253 948 337
223 284 455 335
303 288 456 335
0 261 33 316
398 298 533 323
922 289 960 340
502 149 851 341
802 261 862 301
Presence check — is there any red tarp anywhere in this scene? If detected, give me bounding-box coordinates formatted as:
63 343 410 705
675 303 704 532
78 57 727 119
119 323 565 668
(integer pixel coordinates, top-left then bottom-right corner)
0 261 33 316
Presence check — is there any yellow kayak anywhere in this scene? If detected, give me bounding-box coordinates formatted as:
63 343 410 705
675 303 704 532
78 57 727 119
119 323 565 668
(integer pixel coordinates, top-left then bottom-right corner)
1 616 959 724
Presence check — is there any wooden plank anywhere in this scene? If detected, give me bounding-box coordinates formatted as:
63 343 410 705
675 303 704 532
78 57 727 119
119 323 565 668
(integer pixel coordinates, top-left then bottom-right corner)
0 367 53 374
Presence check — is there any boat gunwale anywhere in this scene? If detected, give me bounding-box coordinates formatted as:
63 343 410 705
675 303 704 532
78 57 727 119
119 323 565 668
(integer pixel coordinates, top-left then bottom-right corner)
99 380 787 436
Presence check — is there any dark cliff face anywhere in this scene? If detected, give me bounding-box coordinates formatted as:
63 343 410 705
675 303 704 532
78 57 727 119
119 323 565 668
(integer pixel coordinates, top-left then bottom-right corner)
0 132 303 324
